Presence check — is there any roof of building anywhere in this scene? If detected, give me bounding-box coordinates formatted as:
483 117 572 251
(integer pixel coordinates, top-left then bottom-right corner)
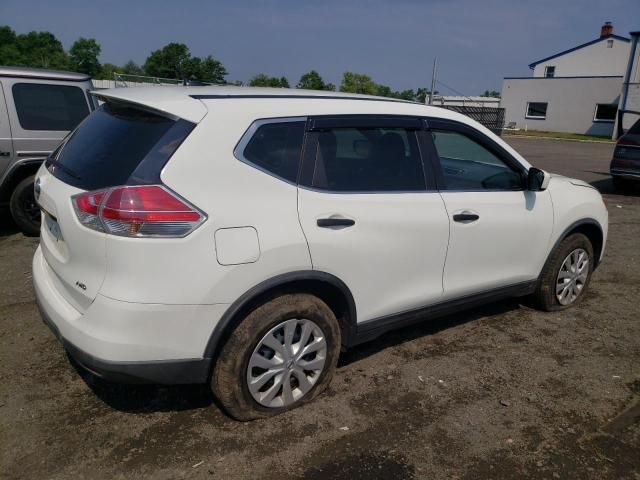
528 34 630 70
0 66 90 82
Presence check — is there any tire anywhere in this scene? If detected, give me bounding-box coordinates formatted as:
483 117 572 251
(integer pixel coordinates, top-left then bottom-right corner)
9 175 40 237
212 293 341 421
532 233 594 311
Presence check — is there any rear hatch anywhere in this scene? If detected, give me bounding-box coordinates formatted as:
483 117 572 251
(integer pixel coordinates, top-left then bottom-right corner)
36 99 197 312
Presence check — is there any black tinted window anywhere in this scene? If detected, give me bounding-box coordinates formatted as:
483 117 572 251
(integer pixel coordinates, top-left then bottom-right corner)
51 103 181 190
12 83 89 131
526 102 547 119
312 127 425 192
432 131 522 191
242 121 305 182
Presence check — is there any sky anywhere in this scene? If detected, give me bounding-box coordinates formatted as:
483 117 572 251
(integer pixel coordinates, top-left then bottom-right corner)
2 0 639 95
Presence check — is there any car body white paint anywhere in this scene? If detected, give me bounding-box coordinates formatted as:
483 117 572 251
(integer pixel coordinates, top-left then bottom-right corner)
33 86 608 372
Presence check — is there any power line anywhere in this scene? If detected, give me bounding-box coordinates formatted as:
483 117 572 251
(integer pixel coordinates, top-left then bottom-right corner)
435 79 473 100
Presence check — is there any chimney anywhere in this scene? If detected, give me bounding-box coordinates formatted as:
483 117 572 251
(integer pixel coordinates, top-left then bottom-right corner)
600 21 613 38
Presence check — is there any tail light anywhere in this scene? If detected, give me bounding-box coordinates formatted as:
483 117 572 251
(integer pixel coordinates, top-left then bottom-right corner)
72 185 205 238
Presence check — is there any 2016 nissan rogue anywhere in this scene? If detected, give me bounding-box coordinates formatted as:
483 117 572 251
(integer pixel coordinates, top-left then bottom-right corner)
33 86 608 420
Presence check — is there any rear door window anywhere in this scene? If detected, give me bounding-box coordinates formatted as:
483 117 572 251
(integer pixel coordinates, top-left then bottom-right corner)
310 127 425 192
49 102 192 190
12 83 89 131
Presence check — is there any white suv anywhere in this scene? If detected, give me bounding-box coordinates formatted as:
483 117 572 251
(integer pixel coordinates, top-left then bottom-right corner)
33 87 608 420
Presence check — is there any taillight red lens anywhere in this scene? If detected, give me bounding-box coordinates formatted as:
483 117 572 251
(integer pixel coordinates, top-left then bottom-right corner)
74 190 107 216
72 185 205 237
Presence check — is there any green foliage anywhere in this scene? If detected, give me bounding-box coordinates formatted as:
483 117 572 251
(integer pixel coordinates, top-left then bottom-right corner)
96 63 123 80
143 42 191 79
249 74 290 88
122 60 144 76
0 26 70 69
188 55 228 83
296 70 335 91
340 72 437 102
143 43 227 82
482 90 501 98
69 37 101 76
0 26 21 66
340 71 378 95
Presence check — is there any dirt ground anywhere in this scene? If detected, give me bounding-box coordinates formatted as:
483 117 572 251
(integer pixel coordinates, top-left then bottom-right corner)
1 137 638 480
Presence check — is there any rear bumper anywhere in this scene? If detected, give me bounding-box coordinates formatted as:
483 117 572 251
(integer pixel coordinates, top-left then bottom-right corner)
33 246 229 384
36 296 210 384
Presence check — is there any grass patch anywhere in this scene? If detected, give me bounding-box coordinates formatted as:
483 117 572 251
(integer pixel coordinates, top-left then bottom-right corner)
504 129 615 143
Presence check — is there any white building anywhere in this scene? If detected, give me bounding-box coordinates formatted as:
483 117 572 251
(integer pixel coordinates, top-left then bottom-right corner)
500 22 640 137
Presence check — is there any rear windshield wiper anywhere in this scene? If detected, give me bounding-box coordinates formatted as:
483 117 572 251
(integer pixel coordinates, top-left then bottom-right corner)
45 157 82 180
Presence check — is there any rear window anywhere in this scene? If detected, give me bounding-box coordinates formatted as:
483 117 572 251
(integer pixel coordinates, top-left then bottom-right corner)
12 83 89 131
49 102 193 190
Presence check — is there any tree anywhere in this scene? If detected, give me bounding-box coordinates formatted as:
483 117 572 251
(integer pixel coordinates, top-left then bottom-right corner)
296 70 335 91
189 55 227 83
339 71 378 95
14 30 69 69
415 88 438 103
122 60 144 76
144 42 192 79
0 26 21 66
96 63 123 80
143 43 227 82
249 74 289 88
69 37 101 76
482 90 501 98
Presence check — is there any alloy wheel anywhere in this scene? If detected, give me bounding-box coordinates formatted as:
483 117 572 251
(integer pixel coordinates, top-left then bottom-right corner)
556 248 589 306
247 318 327 408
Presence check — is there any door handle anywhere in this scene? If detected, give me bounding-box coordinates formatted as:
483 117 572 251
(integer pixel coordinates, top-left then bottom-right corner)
0 151 10 157
317 218 355 228
453 213 479 222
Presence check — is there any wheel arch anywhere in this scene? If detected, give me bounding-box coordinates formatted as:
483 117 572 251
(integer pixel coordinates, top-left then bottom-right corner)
552 218 604 268
203 271 357 364
0 159 43 202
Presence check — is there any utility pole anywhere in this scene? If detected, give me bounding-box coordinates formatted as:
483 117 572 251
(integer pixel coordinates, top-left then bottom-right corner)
428 57 437 105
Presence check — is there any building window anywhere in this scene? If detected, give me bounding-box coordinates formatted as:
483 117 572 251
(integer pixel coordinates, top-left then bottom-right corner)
607 39 614 48
544 66 555 78
593 103 617 122
526 102 548 119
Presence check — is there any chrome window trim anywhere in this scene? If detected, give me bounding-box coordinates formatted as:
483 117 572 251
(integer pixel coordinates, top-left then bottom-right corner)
233 116 307 186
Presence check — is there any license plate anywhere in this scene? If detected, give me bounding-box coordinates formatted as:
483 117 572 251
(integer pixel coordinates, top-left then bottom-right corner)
44 211 63 242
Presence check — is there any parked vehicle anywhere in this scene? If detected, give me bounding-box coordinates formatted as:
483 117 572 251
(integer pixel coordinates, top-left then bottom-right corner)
610 117 640 191
0 66 95 235
33 86 608 420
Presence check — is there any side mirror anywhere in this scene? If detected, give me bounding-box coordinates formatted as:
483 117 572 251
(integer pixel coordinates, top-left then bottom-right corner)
527 167 550 191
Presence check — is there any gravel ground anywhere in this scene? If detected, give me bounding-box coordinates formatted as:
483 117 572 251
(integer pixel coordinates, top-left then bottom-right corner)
0 137 638 480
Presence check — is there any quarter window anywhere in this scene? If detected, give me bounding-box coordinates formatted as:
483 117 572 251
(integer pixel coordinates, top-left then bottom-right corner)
311 127 425 192
526 102 548 119
12 83 90 131
431 131 523 191
593 103 617 122
241 121 305 183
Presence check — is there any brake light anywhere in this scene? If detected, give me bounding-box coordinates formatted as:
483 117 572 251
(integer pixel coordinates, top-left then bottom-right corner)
72 185 205 237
